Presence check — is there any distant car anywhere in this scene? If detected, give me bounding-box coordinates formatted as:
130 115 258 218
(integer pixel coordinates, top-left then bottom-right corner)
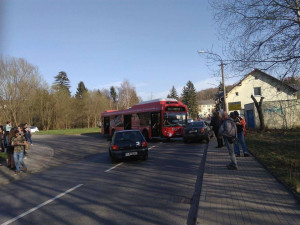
109 130 148 163
30 126 39 133
183 121 213 143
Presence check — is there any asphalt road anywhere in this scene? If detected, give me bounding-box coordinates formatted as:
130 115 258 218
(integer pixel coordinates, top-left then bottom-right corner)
0 134 206 225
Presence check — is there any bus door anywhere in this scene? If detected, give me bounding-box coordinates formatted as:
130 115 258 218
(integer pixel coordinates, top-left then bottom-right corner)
151 112 161 137
103 117 110 134
124 115 132 130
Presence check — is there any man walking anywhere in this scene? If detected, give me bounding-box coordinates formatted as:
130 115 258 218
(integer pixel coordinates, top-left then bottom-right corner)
210 111 223 148
219 112 238 170
11 131 27 175
232 111 249 157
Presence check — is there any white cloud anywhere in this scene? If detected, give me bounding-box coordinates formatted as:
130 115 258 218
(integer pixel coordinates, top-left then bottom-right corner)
96 81 123 90
194 77 222 91
95 80 148 90
137 90 169 101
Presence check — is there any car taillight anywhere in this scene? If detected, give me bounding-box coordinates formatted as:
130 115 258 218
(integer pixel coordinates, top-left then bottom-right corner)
142 141 147 147
112 145 119 150
201 128 204 133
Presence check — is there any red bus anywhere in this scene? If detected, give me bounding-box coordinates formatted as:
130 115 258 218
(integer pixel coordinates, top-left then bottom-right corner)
101 98 188 140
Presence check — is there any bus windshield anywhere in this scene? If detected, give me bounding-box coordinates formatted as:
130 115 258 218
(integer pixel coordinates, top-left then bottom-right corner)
163 113 187 127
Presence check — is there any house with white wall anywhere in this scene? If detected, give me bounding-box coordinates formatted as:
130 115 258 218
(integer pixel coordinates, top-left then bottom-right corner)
224 69 298 114
221 69 299 128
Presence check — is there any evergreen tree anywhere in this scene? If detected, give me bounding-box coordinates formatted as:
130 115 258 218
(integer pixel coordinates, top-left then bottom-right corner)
181 81 198 119
75 81 88 99
52 71 71 95
110 86 118 103
167 86 179 100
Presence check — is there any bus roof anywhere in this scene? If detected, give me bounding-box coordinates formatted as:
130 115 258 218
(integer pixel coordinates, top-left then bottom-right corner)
136 98 178 105
102 98 186 117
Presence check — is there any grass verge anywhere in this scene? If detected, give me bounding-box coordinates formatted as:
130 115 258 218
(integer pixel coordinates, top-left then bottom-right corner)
35 127 101 135
246 129 300 193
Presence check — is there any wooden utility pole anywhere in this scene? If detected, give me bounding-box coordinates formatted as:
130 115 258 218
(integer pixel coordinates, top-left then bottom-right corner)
221 61 227 112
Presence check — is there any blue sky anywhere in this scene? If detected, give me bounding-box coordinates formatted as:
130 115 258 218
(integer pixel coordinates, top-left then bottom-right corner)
1 0 238 100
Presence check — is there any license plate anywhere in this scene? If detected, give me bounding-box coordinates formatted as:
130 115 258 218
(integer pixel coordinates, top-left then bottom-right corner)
125 152 138 157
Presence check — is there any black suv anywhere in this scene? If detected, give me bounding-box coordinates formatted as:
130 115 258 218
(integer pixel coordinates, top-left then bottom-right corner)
183 121 213 143
109 130 148 162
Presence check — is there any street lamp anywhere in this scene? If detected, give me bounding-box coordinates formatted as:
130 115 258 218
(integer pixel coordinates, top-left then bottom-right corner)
198 51 227 112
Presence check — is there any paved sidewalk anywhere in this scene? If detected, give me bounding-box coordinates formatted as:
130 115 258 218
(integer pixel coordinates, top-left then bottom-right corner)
197 139 300 225
0 143 54 186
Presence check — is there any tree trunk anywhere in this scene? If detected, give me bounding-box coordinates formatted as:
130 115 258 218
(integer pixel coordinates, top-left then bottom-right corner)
251 95 265 131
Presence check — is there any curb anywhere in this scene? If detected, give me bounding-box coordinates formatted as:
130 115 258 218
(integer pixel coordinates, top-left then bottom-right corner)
248 149 300 204
187 142 209 225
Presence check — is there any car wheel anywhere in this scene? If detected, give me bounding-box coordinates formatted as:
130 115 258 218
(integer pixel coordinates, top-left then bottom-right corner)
110 152 116 164
110 155 115 163
142 153 148 161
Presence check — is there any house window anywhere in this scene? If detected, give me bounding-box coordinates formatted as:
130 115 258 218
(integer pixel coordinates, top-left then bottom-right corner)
235 92 239 96
254 87 261 96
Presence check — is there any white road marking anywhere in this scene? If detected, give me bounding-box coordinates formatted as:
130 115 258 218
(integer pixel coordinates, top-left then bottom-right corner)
148 145 157 150
1 184 83 225
105 162 124 172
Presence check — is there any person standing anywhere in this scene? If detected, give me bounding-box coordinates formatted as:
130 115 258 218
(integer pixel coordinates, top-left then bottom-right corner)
232 111 249 157
210 111 223 148
5 121 12 149
219 111 238 170
0 126 3 166
0 126 4 152
6 129 16 170
24 124 32 145
11 131 27 175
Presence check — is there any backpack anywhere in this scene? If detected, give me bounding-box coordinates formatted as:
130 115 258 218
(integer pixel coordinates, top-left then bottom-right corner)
222 119 237 144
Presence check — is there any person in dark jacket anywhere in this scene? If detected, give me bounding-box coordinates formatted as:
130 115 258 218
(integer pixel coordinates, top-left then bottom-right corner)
6 129 16 170
23 123 32 145
0 126 4 152
0 126 3 166
219 111 238 170
210 111 223 148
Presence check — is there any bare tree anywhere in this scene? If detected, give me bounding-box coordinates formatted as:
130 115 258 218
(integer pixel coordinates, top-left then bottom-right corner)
0 56 42 125
251 95 265 131
118 80 139 110
210 0 300 78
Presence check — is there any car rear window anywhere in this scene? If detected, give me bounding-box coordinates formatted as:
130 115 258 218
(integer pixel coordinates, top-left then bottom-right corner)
114 131 144 142
189 122 205 128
